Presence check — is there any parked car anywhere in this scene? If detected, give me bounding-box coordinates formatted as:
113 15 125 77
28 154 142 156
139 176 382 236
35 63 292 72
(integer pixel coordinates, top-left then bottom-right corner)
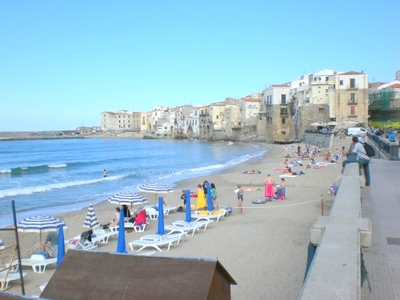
346 127 367 136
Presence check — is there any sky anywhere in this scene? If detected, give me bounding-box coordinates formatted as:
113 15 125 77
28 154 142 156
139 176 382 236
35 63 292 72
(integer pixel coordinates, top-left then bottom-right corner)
1 1 399 131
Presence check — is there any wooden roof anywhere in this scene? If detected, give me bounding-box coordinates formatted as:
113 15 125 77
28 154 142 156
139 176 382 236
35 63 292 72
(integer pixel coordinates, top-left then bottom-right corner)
40 250 236 300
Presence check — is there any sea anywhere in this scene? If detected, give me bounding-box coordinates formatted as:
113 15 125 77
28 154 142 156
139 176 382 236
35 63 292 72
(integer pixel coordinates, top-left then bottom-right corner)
0 138 267 228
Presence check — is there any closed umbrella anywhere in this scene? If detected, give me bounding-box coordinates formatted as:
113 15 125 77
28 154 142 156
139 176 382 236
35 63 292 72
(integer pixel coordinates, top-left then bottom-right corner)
56 225 65 267
185 190 192 222
83 203 100 229
156 197 165 235
18 215 67 251
139 182 173 205
116 208 127 254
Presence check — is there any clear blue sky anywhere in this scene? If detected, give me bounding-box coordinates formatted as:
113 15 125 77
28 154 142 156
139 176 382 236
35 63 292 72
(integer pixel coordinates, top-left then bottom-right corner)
1 1 398 131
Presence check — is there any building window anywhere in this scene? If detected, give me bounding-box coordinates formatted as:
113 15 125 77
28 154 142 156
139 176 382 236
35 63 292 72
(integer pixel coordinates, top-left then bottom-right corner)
350 93 356 102
282 131 286 135
340 80 343 86
282 118 286 124
281 94 286 104
350 78 356 88
319 108 325 114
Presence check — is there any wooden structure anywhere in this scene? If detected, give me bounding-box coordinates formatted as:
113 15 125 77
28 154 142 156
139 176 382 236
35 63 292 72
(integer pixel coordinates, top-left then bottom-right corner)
40 250 237 300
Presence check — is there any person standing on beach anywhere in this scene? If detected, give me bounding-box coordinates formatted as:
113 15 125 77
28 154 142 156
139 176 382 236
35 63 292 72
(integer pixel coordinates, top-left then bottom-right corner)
196 184 206 209
264 174 274 201
280 178 286 200
210 183 218 209
236 185 244 214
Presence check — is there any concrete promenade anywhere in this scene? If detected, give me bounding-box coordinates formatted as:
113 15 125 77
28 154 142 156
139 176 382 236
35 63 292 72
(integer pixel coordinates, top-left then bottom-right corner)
361 158 400 299
300 135 399 299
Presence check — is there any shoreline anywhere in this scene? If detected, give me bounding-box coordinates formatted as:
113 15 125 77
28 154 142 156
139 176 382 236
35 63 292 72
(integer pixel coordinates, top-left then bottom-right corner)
1 140 342 299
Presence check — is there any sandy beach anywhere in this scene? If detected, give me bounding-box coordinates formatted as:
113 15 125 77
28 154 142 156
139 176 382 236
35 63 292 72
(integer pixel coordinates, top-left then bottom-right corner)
1 140 344 299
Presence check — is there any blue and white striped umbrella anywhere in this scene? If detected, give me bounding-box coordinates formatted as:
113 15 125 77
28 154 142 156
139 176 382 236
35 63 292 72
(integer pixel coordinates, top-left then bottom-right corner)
139 182 173 204
17 215 67 250
108 192 147 206
83 203 100 229
18 215 67 233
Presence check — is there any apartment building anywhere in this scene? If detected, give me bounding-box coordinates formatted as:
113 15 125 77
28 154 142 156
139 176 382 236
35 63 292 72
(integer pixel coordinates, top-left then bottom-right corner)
101 110 141 132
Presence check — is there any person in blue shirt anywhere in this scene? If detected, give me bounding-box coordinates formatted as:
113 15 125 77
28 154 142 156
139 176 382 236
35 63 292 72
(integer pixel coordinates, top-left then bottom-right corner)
389 131 396 142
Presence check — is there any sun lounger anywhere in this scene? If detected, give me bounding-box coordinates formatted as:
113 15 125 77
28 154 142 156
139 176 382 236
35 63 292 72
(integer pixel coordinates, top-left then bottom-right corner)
173 220 213 230
6 254 57 273
164 223 202 236
192 211 225 222
91 229 118 245
140 232 187 245
128 239 177 252
0 270 26 291
65 233 98 251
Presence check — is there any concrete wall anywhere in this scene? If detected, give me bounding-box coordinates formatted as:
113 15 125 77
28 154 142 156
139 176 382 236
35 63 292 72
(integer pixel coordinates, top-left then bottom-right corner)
304 132 331 148
300 163 371 299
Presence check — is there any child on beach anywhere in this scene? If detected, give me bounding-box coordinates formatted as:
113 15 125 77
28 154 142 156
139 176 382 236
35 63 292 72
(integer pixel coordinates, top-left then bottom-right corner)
236 185 244 214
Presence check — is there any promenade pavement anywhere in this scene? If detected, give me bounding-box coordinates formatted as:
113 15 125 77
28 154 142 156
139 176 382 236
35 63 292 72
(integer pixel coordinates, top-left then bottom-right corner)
330 135 399 299
360 158 400 299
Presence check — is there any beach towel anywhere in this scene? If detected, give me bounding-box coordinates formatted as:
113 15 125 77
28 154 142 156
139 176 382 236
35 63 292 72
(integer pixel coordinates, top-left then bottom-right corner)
279 174 298 178
264 184 274 198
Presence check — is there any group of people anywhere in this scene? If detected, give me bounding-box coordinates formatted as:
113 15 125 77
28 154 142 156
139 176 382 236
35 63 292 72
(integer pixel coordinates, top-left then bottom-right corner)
263 174 286 201
102 204 141 229
179 180 219 211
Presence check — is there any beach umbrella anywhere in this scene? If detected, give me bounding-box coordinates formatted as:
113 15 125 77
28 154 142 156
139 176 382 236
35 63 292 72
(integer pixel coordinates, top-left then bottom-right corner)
156 196 165 235
18 215 67 251
83 203 100 229
185 190 192 222
206 182 214 211
56 225 65 267
139 182 173 204
116 208 127 254
108 192 147 206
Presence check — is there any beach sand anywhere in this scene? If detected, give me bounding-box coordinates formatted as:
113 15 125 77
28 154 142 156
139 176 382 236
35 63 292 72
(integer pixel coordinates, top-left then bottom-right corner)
1 141 344 299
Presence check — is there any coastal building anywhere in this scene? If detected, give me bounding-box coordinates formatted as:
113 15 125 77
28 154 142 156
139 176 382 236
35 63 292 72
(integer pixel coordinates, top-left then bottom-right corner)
101 110 141 133
259 84 292 143
99 69 375 142
333 71 369 128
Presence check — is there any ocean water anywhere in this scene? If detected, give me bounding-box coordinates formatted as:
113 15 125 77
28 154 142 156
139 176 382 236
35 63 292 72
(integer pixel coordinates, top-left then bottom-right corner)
0 138 267 227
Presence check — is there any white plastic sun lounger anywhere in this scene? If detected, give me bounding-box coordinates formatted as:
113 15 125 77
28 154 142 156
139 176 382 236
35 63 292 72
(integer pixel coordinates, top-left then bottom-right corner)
164 224 199 236
6 254 57 274
0 270 26 291
140 232 187 245
173 219 214 230
91 229 118 245
128 239 176 252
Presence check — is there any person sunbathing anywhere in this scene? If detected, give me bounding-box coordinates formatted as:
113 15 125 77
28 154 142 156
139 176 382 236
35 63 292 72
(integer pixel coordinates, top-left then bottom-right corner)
243 170 261 174
284 166 305 175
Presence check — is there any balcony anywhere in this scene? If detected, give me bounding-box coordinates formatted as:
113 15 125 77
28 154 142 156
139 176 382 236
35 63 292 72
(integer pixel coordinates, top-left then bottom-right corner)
348 99 358 104
346 84 359 90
